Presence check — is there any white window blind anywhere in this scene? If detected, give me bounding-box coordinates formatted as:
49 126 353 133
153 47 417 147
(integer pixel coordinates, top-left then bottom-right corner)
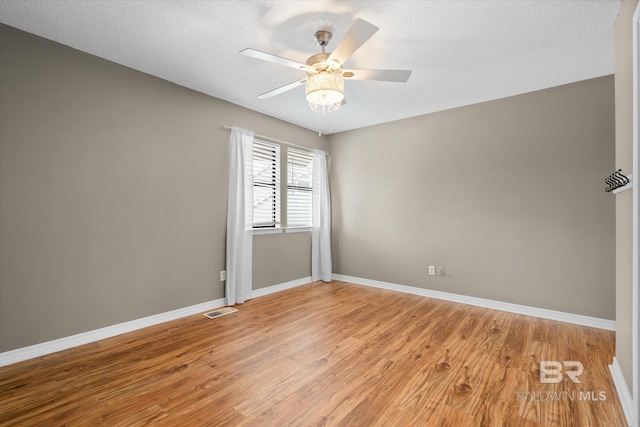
287 148 313 228
253 139 280 228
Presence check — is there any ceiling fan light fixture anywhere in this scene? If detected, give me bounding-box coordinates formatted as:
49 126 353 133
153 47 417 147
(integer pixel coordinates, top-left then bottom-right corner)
305 71 344 114
241 19 410 116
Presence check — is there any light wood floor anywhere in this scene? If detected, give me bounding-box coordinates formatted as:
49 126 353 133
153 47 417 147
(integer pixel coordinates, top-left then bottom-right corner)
0 281 627 426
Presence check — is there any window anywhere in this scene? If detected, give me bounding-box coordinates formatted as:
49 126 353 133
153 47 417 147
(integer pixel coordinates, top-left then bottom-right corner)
287 148 313 228
252 139 280 228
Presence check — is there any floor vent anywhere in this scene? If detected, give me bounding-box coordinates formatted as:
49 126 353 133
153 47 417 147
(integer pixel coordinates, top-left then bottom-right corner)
203 307 238 319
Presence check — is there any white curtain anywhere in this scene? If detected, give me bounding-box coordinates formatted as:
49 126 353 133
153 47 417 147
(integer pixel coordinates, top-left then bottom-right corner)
226 127 254 305
312 149 332 282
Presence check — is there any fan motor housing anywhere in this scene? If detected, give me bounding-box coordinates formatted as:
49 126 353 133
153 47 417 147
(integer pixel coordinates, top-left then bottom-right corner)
306 53 341 73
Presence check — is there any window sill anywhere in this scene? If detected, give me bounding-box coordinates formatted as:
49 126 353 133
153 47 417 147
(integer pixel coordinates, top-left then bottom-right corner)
251 227 312 235
285 227 312 233
252 228 283 235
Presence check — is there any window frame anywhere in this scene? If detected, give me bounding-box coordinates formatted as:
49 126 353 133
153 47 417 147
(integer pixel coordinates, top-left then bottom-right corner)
251 139 281 230
286 147 314 229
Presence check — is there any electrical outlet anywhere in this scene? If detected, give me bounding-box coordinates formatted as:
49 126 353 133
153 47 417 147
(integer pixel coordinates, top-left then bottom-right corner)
437 266 445 277
428 266 435 276
220 270 226 281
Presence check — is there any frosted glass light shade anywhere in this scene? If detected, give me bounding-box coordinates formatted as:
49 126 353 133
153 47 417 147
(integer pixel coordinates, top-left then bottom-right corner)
306 72 344 114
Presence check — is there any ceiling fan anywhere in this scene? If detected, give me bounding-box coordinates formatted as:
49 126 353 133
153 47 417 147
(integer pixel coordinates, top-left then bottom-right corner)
239 18 412 114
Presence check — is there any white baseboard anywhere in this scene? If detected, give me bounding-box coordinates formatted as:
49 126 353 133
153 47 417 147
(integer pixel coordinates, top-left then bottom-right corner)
332 274 615 331
0 297 226 367
251 276 312 299
609 357 635 426
0 276 314 368
1 275 613 368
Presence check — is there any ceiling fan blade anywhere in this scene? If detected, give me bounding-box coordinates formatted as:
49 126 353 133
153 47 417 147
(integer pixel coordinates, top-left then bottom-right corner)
342 69 412 82
257 78 307 99
240 48 314 72
328 19 379 65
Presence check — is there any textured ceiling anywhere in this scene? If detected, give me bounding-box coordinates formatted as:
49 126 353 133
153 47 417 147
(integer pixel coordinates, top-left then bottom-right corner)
0 0 621 134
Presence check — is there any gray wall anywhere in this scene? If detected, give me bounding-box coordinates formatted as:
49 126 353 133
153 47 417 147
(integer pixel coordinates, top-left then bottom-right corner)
0 22 619 355
328 76 615 320
0 24 327 352
613 0 638 391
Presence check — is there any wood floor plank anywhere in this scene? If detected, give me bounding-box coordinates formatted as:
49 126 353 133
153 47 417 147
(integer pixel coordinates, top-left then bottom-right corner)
0 281 627 426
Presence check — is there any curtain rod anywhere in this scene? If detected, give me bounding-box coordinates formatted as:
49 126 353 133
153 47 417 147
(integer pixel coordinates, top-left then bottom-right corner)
223 125 329 156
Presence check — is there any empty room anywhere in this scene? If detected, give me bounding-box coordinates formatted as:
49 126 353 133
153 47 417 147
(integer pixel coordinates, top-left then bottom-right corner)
0 1 638 426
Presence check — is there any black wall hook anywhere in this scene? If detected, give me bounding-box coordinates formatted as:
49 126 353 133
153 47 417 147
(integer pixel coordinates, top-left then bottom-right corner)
605 169 630 192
